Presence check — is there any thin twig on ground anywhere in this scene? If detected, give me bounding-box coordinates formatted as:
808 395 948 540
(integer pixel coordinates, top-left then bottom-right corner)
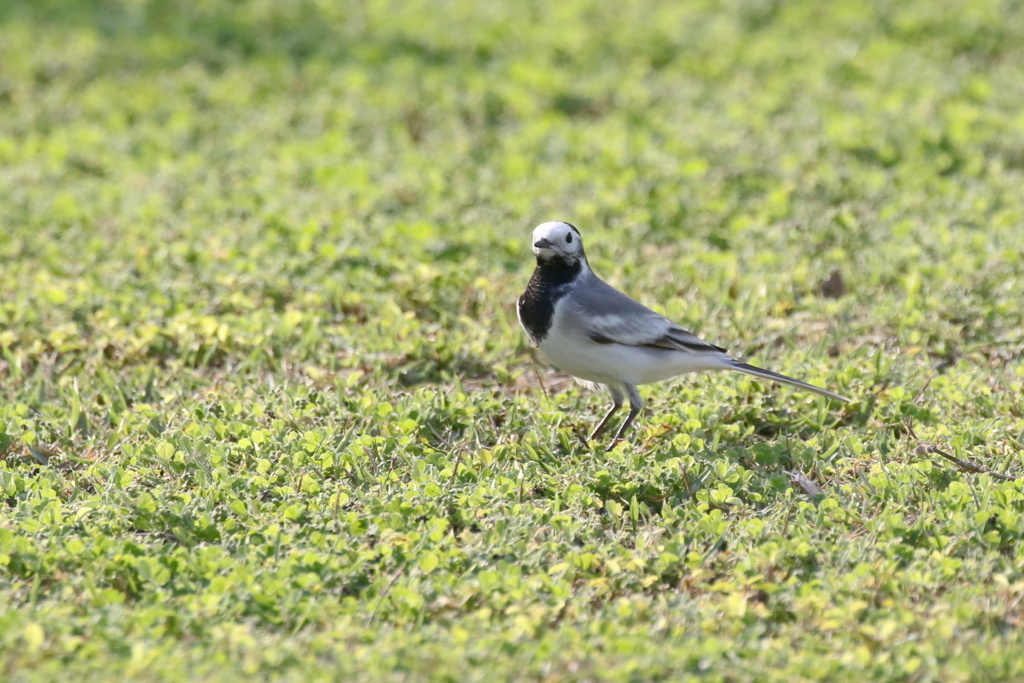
916 443 1021 482
904 420 1022 482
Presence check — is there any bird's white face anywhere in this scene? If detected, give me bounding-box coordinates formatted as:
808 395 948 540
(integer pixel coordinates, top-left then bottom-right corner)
531 221 584 262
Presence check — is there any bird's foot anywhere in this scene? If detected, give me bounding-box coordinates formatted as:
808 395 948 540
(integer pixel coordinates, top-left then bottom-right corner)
604 437 626 453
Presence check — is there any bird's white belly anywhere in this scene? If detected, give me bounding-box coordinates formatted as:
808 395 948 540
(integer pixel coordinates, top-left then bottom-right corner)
538 327 726 387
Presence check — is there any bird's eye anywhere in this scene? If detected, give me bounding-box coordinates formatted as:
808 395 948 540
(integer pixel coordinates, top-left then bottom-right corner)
565 233 573 244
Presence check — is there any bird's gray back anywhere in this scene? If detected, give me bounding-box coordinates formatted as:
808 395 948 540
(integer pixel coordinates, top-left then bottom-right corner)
570 270 665 320
563 270 725 353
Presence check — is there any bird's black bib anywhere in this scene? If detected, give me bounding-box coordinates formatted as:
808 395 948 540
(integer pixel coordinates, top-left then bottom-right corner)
517 258 582 344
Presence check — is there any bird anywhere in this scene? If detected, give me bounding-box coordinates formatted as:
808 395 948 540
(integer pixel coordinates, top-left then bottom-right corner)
516 221 852 447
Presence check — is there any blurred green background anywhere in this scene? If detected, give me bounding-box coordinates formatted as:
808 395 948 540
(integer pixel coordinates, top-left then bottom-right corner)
1 1 1023 680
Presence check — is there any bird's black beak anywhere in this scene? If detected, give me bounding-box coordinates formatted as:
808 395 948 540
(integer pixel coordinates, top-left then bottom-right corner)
533 238 553 249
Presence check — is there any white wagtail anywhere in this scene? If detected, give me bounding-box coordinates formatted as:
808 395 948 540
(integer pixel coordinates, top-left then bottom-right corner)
517 221 852 446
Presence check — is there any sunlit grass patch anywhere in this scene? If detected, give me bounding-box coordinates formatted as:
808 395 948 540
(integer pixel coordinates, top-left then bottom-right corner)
1 0 1024 680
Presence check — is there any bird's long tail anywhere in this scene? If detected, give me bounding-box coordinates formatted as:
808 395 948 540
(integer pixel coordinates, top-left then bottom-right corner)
730 362 852 403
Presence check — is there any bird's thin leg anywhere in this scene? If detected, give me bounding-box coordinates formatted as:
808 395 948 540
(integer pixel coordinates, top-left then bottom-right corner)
589 399 622 442
607 385 643 450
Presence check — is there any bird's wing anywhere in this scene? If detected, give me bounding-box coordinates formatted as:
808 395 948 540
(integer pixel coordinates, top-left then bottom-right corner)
566 274 726 354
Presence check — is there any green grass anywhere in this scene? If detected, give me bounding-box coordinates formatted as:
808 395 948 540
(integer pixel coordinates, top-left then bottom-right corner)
2 0 1024 680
